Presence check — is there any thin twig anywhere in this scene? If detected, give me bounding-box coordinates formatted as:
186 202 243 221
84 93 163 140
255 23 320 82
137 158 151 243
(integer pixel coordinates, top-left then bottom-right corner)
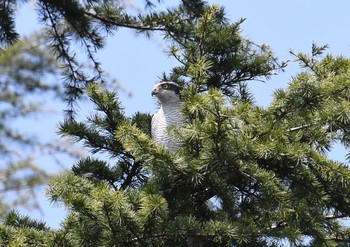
84 11 166 31
120 160 142 190
324 214 349 220
288 123 315 132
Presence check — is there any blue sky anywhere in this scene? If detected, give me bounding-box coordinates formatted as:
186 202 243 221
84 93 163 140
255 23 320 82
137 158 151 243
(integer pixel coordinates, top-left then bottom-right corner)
14 1 350 228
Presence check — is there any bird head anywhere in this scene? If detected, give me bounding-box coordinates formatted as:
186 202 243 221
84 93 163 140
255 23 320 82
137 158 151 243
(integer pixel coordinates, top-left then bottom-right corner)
151 81 182 104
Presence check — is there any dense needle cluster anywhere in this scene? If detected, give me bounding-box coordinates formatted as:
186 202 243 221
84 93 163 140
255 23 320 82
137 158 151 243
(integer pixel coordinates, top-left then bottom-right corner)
1 1 350 246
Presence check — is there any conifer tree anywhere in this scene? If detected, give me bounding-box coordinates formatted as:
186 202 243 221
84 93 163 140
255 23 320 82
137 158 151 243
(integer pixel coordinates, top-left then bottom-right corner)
2 1 350 247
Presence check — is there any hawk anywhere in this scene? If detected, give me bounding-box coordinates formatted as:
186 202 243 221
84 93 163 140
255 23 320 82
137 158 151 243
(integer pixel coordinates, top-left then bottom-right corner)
151 81 183 151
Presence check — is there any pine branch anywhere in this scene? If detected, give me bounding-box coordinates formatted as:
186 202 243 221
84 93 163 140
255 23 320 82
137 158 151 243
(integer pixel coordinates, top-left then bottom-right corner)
327 238 350 243
41 3 78 81
40 2 86 120
83 11 167 31
120 160 142 190
288 122 315 132
324 214 349 220
124 230 271 245
102 201 119 237
0 0 19 47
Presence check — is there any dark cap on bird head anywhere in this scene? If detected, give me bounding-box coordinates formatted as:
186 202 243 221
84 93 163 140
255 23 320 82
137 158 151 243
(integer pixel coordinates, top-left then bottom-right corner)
151 81 182 97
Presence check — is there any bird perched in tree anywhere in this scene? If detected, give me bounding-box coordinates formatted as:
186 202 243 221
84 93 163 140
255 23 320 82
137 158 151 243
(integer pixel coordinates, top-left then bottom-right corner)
151 81 183 151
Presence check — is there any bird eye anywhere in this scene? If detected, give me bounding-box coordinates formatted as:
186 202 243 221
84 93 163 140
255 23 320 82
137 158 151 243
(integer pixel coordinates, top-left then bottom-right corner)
162 84 169 89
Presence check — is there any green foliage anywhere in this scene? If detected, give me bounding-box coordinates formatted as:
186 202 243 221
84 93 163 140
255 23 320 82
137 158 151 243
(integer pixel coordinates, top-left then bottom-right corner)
0 0 19 47
49 48 350 245
0 34 76 214
0 210 51 246
163 4 283 101
1 0 283 118
2 1 350 247
59 83 151 190
113 47 350 245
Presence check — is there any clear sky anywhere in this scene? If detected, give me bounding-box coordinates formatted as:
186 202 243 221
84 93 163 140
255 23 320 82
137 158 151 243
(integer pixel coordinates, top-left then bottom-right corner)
14 0 350 228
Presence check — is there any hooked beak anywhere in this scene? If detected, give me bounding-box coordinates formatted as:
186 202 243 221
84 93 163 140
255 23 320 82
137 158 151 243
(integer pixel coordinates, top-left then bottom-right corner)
151 88 158 97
